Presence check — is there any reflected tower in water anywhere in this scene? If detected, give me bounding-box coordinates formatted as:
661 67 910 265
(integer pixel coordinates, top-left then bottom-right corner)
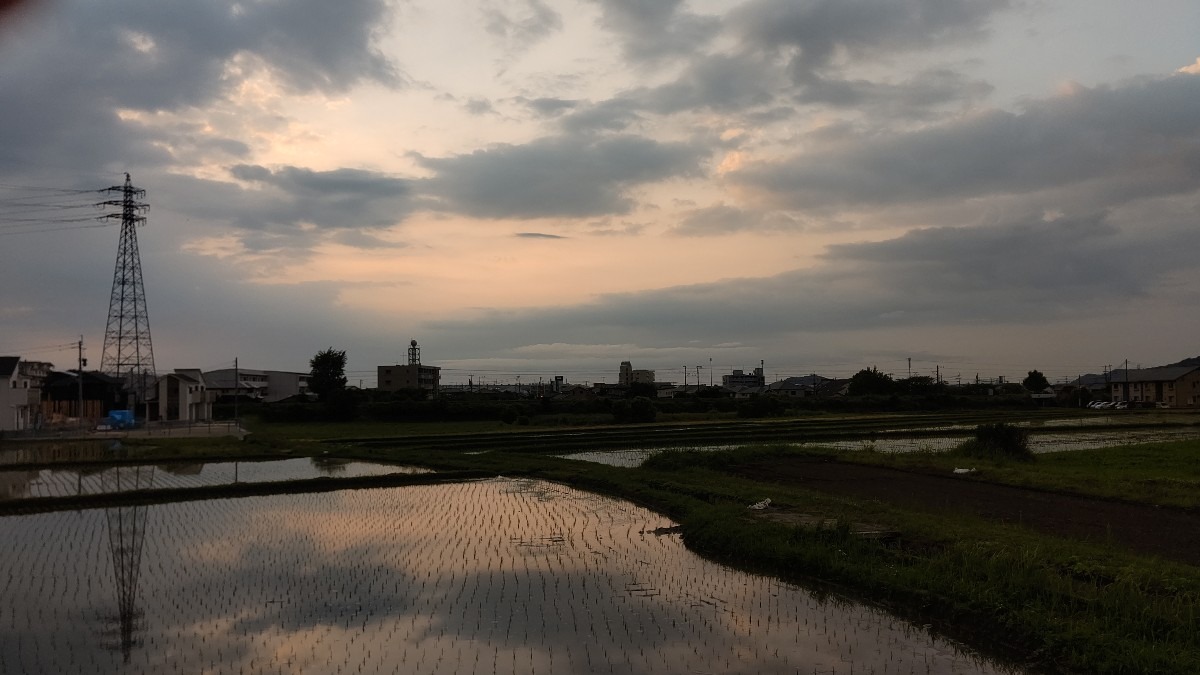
102 465 152 662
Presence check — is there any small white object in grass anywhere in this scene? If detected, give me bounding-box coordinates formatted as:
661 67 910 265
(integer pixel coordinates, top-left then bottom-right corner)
953 468 976 474
748 498 772 510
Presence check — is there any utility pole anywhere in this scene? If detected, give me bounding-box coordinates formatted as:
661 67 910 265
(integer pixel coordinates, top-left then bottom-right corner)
682 366 687 387
1124 358 1130 403
709 357 712 386
233 357 239 426
907 357 911 379
77 336 85 429
696 365 702 390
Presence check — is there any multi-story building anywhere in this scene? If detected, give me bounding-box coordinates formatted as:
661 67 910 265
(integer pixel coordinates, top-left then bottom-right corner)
203 368 311 403
723 367 765 388
377 364 441 393
618 361 655 385
378 340 441 394
1109 366 1200 408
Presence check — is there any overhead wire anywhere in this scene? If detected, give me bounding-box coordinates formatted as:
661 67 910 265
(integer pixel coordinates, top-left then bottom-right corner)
0 183 113 237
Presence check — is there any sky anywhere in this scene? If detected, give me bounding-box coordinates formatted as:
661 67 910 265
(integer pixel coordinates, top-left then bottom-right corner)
1 0 1199 387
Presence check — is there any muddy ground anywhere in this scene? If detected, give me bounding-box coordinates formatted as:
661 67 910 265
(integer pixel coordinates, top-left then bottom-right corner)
735 457 1200 566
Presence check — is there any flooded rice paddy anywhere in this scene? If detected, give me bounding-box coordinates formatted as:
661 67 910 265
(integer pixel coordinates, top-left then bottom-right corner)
0 478 1018 674
0 458 430 501
559 427 1200 468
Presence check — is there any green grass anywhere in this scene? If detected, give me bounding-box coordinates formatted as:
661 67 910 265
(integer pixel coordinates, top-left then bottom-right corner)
819 438 1200 509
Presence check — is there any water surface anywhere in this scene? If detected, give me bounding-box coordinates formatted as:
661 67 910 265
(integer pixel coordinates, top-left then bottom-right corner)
0 457 430 501
0 478 1018 674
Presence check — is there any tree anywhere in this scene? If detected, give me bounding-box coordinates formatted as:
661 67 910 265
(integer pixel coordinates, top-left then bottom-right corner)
1022 369 1050 392
309 347 348 400
848 367 896 396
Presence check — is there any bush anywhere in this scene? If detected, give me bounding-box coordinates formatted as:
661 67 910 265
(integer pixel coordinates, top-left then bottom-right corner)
736 396 785 418
500 405 519 425
630 396 657 423
955 422 1033 461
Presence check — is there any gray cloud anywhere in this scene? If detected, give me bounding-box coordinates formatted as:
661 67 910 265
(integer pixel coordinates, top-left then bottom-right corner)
515 232 567 239
464 97 498 115
794 69 994 117
672 204 804 236
482 0 563 54
586 0 720 64
559 98 643 134
638 53 781 114
517 96 580 118
416 134 708 218
731 74 1200 210
0 0 400 181
144 168 415 247
730 0 1006 81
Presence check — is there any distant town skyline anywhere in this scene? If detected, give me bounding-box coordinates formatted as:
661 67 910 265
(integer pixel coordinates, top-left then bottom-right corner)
3 1 1199 387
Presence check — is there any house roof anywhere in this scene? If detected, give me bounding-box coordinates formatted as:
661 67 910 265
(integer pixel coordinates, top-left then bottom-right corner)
1109 366 1200 384
168 371 200 384
0 356 18 379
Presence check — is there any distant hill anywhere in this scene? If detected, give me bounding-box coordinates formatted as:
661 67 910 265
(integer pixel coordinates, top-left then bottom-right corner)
1165 356 1200 368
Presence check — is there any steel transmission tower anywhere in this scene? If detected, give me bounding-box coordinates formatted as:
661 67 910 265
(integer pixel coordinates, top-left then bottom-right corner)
99 174 156 406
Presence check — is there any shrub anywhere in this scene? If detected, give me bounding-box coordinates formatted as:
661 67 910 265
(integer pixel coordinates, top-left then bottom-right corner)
630 396 657 423
500 405 519 425
955 422 1033 461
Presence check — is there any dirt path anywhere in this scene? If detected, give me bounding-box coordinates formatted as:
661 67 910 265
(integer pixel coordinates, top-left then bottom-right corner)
735 457 1200 566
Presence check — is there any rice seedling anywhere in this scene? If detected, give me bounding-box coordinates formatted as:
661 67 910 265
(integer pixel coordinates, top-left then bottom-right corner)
0 478 1016 674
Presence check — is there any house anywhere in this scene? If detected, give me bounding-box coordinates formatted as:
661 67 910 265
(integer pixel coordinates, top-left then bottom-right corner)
0 356 41 432
1063 373 1112 402
1108 366 1200 408
40 370 126 425
155 369 213 422
766 375 830 397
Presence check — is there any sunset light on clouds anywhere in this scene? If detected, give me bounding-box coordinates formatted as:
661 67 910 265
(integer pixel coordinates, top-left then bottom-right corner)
2 0 1200 385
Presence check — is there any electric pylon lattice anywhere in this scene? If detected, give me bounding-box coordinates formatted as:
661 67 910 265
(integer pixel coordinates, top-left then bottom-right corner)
103 465 152 662
99 173 156 404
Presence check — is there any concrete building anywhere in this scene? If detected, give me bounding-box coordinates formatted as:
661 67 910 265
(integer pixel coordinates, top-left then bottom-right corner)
377 340 441 394
203 368 311 403
377 364 441 393
1109 366 1200 408
618 361 655 385
156 369 213 422
723 367 765 388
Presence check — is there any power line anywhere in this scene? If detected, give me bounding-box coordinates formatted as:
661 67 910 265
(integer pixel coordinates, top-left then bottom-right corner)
0 182 110 236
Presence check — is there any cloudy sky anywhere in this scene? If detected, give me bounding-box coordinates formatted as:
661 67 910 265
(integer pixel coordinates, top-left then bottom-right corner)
2 0 1199 387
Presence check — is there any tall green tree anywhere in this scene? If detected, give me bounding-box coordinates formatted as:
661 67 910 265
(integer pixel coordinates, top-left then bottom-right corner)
309 347 348 400
1022 369 1050 391
848 367 896 396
